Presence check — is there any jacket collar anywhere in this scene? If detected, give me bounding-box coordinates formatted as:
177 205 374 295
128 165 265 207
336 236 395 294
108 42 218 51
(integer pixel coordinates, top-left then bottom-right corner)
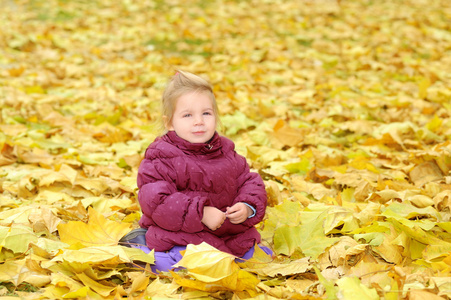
163 131 222 156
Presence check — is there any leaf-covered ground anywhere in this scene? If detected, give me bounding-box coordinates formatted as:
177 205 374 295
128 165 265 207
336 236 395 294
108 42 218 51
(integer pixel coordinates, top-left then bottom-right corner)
1 0 451 298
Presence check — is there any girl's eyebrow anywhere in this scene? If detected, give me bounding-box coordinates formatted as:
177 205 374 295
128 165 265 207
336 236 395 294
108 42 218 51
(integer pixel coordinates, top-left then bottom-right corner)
178 107 213 114
178 108 191 114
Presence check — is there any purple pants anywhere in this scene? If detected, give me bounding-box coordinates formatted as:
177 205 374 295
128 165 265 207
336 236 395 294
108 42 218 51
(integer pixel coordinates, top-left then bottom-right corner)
132 244 272 273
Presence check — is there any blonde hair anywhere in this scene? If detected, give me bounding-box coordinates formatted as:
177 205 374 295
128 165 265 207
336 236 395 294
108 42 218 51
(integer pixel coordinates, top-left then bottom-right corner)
160 71 220 134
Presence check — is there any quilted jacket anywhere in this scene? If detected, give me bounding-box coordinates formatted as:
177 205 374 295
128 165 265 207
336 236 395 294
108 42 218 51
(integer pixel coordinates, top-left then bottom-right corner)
137 131 267 256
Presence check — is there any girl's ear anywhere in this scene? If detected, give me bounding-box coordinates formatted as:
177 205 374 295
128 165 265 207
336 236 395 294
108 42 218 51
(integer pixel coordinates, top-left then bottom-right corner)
162 115 173 130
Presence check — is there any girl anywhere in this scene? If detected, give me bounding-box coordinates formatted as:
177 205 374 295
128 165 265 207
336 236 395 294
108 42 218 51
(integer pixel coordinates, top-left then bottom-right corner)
122 71 269 272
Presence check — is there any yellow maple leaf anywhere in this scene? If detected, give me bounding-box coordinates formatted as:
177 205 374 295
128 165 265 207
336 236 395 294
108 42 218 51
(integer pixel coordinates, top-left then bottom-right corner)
146 278 180 298
127 272 150 295
272 119 305 147
243 257 311 277
171 268 259 293
174 242 239 282
76 272 116 297
55 246 144 265
57 207 131 247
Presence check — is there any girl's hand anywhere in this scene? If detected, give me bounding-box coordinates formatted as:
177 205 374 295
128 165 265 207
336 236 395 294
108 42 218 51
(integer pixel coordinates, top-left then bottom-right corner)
202 206 226 231
225 202 253 224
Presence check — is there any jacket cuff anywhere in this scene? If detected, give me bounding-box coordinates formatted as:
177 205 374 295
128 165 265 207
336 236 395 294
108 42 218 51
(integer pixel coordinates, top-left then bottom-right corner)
243 203 256 218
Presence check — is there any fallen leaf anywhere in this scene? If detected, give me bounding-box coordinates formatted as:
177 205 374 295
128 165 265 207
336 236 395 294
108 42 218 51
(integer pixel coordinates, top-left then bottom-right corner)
57 207 131 247
409 161 443 187
243 257 311 277
336 276 379 300
0 225 38 253
174 242 239 282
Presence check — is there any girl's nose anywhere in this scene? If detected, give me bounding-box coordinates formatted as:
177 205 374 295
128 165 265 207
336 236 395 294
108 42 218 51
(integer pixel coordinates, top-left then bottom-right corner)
194 115 204 125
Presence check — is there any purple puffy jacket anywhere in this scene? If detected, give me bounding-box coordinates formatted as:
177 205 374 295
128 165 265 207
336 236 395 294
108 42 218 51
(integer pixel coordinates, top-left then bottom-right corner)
137 131 267 256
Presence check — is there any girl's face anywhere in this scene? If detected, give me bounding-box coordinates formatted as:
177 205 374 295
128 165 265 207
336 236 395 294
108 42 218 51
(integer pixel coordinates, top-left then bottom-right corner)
166 91 217 144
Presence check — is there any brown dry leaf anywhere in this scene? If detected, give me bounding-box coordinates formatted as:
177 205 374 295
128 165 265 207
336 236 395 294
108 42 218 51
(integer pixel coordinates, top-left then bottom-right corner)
349 262 394 288
19 147 55 167
38 171 72 187
409 161 444 187
291 176 337 201
28 207 61 233
409 290 446 300
0 143 17 166
322 236 367 268
374 225 404 265
92 123 133 144
74 178 109 196
433 190 451 212
272 120 305 148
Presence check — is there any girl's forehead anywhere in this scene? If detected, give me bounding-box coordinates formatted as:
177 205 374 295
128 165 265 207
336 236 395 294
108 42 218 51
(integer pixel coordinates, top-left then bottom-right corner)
175 91 215 108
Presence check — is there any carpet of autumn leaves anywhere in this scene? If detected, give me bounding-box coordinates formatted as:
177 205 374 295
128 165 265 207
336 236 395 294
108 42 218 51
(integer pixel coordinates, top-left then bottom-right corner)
1 0 451 299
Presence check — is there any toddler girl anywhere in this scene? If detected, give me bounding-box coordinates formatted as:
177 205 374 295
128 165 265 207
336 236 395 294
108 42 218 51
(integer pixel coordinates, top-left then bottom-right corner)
123 71 270 272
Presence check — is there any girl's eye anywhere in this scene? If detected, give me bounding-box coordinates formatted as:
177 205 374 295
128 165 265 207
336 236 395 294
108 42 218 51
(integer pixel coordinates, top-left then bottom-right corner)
203 112 212 116
183 114 191 118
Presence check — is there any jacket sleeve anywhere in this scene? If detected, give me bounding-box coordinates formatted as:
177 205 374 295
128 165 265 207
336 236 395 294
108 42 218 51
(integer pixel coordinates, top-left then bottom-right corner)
232 152 267 227
137 157 208 233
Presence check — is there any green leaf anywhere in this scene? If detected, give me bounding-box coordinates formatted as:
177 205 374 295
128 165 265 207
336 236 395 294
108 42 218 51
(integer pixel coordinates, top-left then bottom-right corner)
297 204 340 259
221 111 257 136
0 225 38 253
390 220 451 261
284 157 311 175
336 276 379 300
273 225 303 256
260 199 302 242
